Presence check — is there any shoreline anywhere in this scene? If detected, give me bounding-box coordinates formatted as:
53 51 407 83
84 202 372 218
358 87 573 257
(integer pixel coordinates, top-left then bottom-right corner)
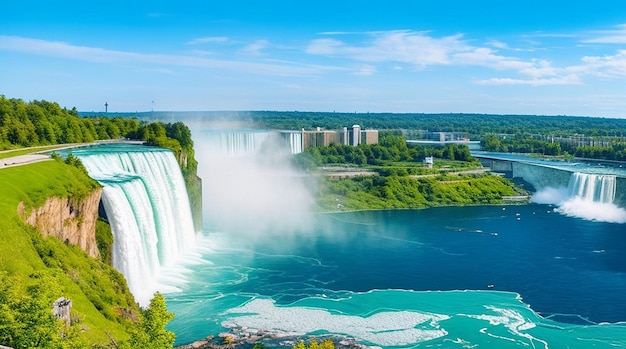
175 327 370 349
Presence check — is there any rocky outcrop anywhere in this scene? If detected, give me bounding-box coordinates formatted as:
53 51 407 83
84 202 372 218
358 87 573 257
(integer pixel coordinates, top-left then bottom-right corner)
18 189 102 258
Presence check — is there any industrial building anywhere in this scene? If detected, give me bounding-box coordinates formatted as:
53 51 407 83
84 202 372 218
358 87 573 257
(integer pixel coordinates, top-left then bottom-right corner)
299 125 378 150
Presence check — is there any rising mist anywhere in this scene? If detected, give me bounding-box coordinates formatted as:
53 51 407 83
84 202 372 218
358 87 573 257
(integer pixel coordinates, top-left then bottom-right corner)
531 186 626 224
192 126 316 240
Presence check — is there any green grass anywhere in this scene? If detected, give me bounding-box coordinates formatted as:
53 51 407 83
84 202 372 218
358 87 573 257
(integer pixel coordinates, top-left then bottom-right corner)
0 144 72 159
316 172 524 212
0 160 138 345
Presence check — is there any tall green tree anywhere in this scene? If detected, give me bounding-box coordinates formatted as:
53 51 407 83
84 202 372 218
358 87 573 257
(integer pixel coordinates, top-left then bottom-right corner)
123 292 175 349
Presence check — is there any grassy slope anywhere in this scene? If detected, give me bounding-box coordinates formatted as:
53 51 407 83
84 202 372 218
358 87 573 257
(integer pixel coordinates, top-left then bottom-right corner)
0 160 137 344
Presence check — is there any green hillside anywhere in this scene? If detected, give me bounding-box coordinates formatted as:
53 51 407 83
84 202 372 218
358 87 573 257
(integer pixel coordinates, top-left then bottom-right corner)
0 159 139 346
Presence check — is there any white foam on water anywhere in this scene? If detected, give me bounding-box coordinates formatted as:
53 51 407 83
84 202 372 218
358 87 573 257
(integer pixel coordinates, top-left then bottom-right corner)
531 187 568 205
555 198 626 224
222 298 449 346
462 306 548 349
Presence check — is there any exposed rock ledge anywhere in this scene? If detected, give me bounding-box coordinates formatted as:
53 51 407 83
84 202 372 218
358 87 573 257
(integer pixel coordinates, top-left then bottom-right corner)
17 188 102 258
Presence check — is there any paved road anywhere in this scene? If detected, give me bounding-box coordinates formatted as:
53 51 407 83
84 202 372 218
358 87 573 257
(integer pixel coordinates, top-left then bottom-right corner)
0 140 143 170
0 154 51 169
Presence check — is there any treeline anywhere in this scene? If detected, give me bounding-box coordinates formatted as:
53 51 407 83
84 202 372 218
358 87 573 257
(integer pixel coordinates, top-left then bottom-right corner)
481 133 626 161
0 96 197 173
140 110 626 138
0 97 137 148
242 111 626 138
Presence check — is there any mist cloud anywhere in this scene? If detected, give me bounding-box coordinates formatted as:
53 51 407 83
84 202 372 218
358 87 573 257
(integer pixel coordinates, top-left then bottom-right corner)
193 126 316 240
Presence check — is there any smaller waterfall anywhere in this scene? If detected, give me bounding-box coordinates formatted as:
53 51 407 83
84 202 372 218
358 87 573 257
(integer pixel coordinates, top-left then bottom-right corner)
536 172 626 223
567 173 616 204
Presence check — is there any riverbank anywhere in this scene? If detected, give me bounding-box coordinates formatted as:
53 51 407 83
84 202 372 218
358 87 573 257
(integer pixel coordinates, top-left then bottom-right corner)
176 326 370 349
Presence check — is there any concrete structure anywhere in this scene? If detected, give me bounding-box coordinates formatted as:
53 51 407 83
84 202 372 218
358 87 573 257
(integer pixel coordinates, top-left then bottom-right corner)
473 153 626 206
426 131 469 142
362 129 379 145
300 125 378 150
350 125 361 146
424 156 434 169
52 297 72 326
406 139 482 151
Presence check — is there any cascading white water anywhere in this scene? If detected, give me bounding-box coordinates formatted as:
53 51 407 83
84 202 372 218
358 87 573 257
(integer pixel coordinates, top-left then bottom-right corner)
205 130 272 157
72 145 196 306
567 172 616 204
279 131 303 154
532 171 626 223
200 129 303 156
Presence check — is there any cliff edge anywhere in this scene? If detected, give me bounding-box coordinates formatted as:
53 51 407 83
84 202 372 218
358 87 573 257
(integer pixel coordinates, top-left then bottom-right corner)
17 188 102 259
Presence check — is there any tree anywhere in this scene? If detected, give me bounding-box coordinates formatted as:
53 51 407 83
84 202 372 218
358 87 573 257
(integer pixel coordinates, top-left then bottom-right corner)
0 272 66 349
292 338 335 349
123 292 175 349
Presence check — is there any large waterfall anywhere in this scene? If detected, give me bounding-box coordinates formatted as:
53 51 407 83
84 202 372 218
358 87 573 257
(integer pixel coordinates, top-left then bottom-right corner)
71 144 196 306
199 129 303 156
205 130 272 157
567 172 616 204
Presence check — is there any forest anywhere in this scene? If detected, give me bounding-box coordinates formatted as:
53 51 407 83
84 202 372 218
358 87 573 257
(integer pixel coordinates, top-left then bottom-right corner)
132 110 626 137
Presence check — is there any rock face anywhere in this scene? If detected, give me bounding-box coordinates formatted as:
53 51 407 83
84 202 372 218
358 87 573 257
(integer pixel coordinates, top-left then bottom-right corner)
18 188 102 258
52 297 73 326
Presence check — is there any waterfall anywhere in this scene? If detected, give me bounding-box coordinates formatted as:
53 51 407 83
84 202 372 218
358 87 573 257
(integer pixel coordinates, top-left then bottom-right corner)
72 145 196 306
280 131 303 154
547 172 626 223
199 129 303 156
567 172 616 204
203 130 272 157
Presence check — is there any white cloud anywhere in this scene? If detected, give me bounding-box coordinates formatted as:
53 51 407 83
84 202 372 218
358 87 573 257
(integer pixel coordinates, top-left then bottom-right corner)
305 38 345 55
452 47 532 71
304 30 626 87
475 75 582 86
0 35 321 77
487 40 509 49
581 50 626 77
306 30 467 66
240 39 269 55
186 36 229 45
352 64 376 76
583 24 626 44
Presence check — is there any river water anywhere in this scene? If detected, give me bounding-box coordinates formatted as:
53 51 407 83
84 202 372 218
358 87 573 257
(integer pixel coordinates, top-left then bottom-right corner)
166 204 626 348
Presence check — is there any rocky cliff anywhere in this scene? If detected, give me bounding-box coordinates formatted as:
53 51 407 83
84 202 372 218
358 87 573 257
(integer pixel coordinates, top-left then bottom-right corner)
17 188 102 258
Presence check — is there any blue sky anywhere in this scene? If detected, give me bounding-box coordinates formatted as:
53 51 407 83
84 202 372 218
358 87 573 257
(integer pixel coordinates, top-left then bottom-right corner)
2 1 626 117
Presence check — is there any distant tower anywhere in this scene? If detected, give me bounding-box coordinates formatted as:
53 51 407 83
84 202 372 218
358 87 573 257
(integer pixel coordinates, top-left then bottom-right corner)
351 125 361 146
105 102 108 113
